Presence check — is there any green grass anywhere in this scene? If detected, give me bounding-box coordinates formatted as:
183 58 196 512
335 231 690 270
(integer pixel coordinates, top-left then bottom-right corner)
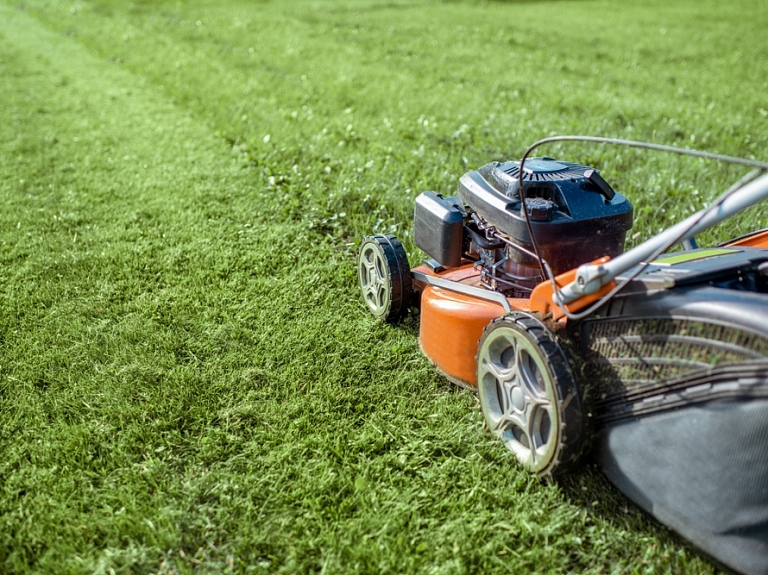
1 0 766 572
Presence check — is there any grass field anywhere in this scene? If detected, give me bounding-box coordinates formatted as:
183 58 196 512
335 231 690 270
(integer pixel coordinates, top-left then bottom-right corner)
1 0 766 573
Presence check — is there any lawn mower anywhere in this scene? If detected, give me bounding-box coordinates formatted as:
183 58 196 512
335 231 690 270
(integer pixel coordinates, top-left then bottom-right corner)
357 136 768 575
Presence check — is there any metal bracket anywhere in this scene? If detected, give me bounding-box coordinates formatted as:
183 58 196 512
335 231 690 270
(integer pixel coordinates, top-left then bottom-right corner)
411 270 511 313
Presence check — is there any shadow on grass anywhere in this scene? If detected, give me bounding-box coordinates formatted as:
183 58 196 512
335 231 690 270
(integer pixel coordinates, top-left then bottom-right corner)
395 309 422 337
556 461 718 570
557 461 647 526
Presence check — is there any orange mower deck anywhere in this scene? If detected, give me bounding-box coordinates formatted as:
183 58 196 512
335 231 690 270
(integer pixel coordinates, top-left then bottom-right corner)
413 263 532 387
412 257 616 387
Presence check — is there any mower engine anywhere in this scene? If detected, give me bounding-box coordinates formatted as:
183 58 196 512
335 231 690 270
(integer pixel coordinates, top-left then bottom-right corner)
414 158 634 297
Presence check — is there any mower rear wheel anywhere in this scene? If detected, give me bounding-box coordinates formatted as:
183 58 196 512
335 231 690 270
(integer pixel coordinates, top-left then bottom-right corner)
476 313 583 477
358 234 412 323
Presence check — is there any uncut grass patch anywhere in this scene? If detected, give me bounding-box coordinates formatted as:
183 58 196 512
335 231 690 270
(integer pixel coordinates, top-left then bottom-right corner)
2 0 766 573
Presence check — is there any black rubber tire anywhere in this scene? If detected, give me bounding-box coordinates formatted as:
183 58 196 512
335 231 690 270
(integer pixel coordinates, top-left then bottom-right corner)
476 313 585 478
357 234 412 323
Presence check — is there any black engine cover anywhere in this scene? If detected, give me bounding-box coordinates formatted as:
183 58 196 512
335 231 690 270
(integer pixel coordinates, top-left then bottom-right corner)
458 158 634 274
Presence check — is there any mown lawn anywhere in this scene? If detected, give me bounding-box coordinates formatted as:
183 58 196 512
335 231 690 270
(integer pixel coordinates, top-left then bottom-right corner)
1 0 765 573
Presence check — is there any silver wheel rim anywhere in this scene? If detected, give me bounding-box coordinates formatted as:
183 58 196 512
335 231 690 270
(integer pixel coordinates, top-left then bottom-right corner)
478 325 559 473
359 242 390 317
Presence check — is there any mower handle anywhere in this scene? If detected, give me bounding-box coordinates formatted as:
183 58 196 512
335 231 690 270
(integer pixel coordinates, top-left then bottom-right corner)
557 169 768 305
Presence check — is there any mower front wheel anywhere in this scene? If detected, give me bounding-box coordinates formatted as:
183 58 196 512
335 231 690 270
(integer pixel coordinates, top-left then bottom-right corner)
476 313 584 477
358 234 412 323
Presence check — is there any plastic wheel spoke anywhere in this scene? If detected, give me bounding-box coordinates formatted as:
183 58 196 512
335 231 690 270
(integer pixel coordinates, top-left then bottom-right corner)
362 263 376 296
495 408 525 437
496 411 536 462
524 386 550 411
361 258 375 288
518 349 548 401
375 284 387 307
499 379 516 418
484 356 512 382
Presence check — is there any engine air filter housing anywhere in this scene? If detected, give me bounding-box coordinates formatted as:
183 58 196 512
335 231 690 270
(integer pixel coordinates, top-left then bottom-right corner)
458 157 634 275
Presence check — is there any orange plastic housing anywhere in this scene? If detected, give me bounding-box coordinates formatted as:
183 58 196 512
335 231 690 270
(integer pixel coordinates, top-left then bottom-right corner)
529 256 614 321
413 257 618 386
414 264 530 387
726 229 768 248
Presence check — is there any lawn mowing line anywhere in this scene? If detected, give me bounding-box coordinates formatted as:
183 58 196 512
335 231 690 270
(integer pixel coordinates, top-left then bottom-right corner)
0 4 287 218
0 4 315 303
0 3 322 433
